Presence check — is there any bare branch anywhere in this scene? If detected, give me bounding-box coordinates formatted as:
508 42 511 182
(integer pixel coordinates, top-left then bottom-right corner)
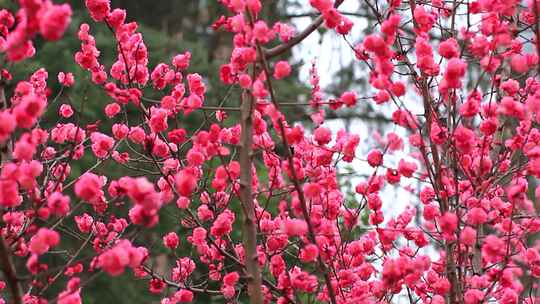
264 0 345 59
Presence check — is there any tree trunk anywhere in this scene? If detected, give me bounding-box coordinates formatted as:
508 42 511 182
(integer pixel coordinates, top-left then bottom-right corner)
239 91 263 304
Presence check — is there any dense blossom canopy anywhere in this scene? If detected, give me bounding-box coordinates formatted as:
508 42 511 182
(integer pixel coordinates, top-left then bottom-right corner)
0 0 540 303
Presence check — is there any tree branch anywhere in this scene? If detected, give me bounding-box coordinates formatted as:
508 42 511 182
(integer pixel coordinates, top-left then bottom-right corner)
250 15 339 304
0 237 22 304
0 80 22 304
238 90 264 304
264 0 344 59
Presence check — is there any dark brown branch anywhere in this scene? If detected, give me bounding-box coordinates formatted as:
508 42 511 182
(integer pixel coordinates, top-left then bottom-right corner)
142 265 222 296
0 81 11 162
0 237 22 304
323 110 393 123
264 0 345 59
407 0 460 302
0 81 22 304
250 14 339 304
239 91 264 304
284 11 370 19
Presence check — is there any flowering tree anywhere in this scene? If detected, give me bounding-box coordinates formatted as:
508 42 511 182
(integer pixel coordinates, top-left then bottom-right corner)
0 0 540 303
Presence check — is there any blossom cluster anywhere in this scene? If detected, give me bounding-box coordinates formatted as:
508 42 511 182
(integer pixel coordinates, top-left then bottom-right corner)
0 0 539 304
